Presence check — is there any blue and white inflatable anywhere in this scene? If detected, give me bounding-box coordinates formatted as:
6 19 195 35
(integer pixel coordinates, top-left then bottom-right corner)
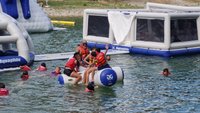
58 67 124 87
0 13 34 71
0 0 53 33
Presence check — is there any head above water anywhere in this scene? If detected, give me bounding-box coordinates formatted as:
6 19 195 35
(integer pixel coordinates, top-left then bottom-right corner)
0 83 5 88
22 71 28 75
41 62 46 67
87 82 95 91
163 68 170 76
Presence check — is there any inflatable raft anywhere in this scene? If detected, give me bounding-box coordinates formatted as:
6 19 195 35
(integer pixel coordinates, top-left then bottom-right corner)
58 67 124 87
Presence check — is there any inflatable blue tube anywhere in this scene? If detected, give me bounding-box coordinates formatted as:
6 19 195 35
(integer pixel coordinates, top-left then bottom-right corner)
147 49 170 57
20 0 31 19
87 42 112 49
0 0 18 19
87 42 200 57
169 49 188 56
130 47 149 55
0 50 35 69
0 56 27 69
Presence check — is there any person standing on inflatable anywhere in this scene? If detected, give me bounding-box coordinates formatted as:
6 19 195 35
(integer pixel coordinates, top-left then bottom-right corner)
63 52 82 85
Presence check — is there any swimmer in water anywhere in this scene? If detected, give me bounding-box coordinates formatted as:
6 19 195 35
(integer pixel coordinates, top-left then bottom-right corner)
162 68 171 77
0 83 5 88
21 71 29 81
51 67 61 76
85 81 95 93
20 65 31 71
36 62 47 71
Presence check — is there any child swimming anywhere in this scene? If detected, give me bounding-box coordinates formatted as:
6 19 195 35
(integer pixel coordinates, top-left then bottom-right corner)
85 81 95 93
36 62 47 71
162 68 171 77
21 71 29 81
51 67 61 76
20 65 31 71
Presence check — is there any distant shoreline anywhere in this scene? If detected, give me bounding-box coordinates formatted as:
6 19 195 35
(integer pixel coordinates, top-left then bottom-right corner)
43 1 199 18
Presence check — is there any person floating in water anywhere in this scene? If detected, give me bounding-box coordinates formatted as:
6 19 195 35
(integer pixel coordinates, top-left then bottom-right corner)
51 67 61 76
21 71 29 81
85 81 95 93
20 65 31 71
0 83 9 96
63 52 82 85
162 68 171 77
36 62 47 71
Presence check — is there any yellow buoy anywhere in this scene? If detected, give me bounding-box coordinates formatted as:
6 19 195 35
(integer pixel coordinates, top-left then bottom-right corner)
51 20 75 26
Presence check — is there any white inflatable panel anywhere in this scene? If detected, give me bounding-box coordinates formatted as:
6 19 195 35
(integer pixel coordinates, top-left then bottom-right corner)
58 67 124 86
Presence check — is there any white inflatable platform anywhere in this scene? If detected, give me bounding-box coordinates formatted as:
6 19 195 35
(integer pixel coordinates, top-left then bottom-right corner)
58 67 124 87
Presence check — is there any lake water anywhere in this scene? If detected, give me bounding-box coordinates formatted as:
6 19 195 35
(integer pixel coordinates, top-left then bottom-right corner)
1 17 200 113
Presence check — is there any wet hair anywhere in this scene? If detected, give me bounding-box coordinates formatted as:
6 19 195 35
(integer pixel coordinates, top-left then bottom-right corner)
0 83 5 88
91 51 97 57
83 42 87 46
87 82 94 91
91 47 96 51
163 68 169 72
96 48 101 53
73 52 80 58
41 63 46 67
73 52 80 67
22 71 28 75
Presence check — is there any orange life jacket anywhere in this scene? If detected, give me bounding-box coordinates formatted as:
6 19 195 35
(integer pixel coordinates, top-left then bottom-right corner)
96 52 106 67
65 57 76 70
78 46 89 59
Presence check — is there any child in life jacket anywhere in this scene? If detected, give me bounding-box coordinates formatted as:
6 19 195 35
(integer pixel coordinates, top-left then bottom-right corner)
21 71 29 81
0 83 9 96
84 45 111 85
51 67 61 76
63 52 82 85
76 40 90 60
83 51 97 85
20 65 31 71
36 62 47 71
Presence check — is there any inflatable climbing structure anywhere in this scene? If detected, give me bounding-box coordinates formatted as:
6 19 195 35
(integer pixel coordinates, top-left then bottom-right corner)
0 0 53 33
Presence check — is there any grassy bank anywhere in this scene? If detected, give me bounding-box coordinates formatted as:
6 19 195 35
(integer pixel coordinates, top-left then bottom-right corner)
42 0 200 18
45 0 139 9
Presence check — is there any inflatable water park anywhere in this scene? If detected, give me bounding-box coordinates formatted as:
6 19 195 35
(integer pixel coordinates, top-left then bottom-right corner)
83 2 200 57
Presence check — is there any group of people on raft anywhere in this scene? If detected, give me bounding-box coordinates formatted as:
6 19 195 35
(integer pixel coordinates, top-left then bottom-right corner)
64 40 111 92
18 40 111 92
